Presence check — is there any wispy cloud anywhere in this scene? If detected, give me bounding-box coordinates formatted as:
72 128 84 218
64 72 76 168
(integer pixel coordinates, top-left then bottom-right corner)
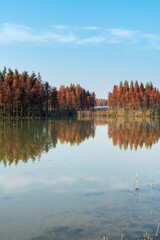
0 23 45 44
144 34 160 41
52 24 70 29
109 28 137 38
83 26 99 31
78 36 105 44
48 33 77 42
143 33 160 49
0 23 77 44
0 23 160 49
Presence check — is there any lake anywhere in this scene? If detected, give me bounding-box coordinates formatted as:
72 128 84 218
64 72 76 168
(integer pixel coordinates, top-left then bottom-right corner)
0 118 160 240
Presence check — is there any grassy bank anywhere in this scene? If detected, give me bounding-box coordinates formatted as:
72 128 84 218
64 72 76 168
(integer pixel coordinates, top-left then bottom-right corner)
106 108 160 118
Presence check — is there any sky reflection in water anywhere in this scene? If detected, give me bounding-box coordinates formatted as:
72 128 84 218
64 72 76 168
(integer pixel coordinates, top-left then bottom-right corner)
0 118 160 240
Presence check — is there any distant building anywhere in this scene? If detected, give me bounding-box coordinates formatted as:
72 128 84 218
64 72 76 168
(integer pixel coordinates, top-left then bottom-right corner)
94 106 108 109
89 106 108 110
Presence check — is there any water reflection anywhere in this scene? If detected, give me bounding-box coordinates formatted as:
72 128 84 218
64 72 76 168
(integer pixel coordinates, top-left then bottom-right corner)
1 118 160 166
107 118 160 150
0 118 160 240
0 119 95 166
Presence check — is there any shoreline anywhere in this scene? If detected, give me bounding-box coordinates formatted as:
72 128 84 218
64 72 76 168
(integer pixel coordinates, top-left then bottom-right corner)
0 108 160 120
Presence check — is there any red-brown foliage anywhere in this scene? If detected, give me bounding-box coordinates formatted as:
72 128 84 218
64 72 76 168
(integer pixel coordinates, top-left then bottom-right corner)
108 81 160 112
95 98 108 106
0 68 96 117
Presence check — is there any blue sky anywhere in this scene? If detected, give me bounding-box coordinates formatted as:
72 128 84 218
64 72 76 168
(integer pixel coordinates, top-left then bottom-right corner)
0 0 160 98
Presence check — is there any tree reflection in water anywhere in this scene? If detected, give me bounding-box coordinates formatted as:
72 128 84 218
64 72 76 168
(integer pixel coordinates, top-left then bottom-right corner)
1 118 160 166
107 119 160 150
0 119 95 166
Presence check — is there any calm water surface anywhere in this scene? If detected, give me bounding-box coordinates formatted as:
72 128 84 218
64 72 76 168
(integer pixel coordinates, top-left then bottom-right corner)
1 118 160 240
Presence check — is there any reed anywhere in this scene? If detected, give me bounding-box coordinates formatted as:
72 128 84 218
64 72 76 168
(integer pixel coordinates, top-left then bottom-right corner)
135 172 139 190
155 223 160 238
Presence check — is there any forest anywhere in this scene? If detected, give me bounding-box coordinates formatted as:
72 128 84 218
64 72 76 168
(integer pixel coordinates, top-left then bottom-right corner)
108 80 160 115
1 68 159 118
0 68 96 118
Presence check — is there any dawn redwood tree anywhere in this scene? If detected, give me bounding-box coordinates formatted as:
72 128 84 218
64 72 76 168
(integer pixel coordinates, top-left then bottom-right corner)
108 80 160 115
12 69 22 117
0 68 96 118
58 86 66 110
44 81 51 117
4 69 14 117
75 85 82 109
50 87 58 112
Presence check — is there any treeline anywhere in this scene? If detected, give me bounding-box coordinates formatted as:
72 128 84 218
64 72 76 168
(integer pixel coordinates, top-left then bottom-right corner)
108 81 160 114
0 68 96 118
95 98 108 106
0 119 95 166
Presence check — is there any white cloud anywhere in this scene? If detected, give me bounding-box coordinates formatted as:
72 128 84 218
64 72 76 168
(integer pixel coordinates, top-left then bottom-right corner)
144 33 160 41
48 33 77 42
0 23 160 49
0 23 77 44
52 25 70 29
109 28 137 38
0 23 44 44
143 34 160 50
83 26 99 31
0 23 46 44
78 36 105 44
